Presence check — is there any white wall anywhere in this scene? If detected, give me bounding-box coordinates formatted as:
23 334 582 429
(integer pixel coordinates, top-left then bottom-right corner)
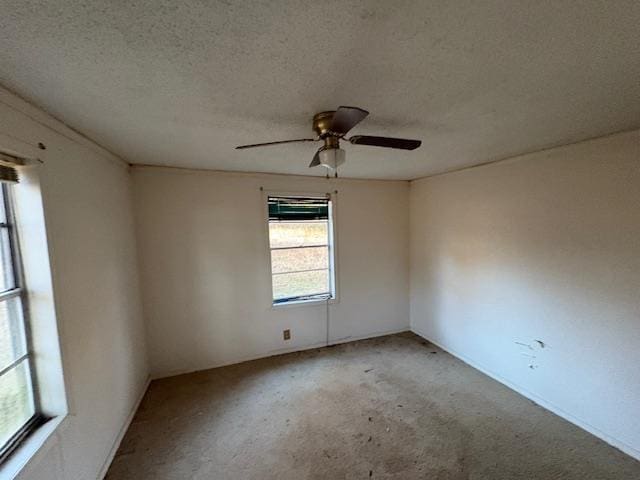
0 87 148 479
410 130 640 459
133 167 410 378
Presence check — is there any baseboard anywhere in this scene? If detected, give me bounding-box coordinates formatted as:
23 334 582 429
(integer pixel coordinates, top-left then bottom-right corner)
153 326 411 380
410 327 640 462
97 376 152 479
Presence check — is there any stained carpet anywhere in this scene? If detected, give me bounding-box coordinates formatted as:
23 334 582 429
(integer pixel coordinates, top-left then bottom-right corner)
106 332 640 479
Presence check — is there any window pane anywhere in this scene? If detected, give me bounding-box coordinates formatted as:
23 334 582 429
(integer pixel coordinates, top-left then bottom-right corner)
269 221 328 248
0 227 15 292
0 360 35 448
271 246 328 274
272 269 329 300
0 298 27 371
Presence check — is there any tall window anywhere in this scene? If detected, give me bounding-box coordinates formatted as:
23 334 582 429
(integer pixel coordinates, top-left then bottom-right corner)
0 183 38 462
268 195 336 305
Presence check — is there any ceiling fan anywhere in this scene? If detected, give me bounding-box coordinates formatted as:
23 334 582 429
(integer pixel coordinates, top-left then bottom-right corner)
235 106 421 171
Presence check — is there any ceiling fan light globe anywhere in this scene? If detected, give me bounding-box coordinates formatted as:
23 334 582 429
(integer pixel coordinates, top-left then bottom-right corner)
318 148 346 170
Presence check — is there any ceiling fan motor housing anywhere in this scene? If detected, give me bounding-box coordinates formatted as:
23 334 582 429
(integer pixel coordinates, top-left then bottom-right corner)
312 111 337 138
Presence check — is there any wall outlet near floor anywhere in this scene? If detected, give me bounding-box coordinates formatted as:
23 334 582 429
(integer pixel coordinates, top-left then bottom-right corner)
283 329 291 341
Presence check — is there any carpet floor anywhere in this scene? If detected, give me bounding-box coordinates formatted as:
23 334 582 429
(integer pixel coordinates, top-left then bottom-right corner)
106 332 640 479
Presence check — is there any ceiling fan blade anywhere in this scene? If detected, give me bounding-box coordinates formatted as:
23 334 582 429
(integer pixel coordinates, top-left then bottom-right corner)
235 138 316 150
330 106 369 135
349 135 421 150
309 148 321 167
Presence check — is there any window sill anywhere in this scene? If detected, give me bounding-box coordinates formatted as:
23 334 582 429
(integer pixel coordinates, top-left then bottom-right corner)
271 297 338 309
1 415 67 480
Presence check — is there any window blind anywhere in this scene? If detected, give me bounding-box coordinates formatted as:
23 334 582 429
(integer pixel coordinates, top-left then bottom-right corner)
268 196 329 221
0 165 19 184
0 152 23 184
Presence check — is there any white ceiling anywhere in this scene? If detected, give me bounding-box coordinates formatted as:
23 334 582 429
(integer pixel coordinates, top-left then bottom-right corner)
1 1 639 180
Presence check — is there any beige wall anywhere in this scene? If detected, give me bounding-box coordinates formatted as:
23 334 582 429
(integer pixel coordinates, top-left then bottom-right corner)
0 86 149 480
410 130 640 459
133 167 410 378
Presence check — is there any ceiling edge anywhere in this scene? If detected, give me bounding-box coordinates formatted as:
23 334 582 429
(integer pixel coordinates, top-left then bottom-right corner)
409 127 640 183
0 83 130 168
130 163 412 184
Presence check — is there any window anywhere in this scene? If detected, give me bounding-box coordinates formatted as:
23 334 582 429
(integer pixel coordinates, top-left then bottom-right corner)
268 195 336 305
0 182 39 462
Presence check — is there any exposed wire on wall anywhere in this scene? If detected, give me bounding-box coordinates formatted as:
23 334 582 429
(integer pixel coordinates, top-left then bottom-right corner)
324 180 338 347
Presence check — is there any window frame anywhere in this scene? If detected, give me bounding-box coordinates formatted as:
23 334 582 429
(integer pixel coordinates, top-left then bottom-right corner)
0 182 42 464
263 190 338 308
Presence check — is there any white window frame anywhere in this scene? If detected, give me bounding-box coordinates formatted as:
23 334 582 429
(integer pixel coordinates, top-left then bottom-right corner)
0 182 42 464
0 155 67 480
263 190 339 308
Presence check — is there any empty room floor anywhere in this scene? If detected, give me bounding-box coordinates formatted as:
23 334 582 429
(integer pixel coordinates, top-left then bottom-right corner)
106 333 640 479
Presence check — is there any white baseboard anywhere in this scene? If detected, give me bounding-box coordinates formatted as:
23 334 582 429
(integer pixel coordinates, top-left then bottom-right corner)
410 327 640 462
97 376 152 479
153 326 411 380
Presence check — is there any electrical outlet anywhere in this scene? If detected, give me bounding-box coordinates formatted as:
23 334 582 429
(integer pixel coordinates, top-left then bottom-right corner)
283 329 291 341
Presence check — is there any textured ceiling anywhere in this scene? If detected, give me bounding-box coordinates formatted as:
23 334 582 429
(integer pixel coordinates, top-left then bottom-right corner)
1 1 639 180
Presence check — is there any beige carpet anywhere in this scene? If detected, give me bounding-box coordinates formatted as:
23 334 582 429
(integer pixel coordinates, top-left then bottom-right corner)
106 332 640 479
